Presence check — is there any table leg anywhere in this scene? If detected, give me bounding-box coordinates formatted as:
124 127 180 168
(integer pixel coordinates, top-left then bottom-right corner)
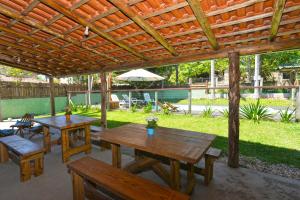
170 159 181 191
61 129 69 163
43 126 51 153
84 125 91 154
0 143 9 163
186 163 196 194
112 143 121 168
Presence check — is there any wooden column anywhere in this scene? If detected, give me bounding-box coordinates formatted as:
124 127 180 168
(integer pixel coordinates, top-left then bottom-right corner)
155 91 158 112
49 77 55 116
107 72 112 111
0 84 2 122
228 51 240 168
100 72 107 129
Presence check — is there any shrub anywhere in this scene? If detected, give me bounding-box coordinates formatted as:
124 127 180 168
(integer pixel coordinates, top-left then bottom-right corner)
162 107 171 115
201 107 214 118
240 100 272 123
279 107 295 123
130 104 138 113
220 109 229 118
143 102 152 113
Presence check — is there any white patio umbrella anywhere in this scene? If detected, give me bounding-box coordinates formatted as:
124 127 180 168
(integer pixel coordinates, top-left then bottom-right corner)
116 69 165 82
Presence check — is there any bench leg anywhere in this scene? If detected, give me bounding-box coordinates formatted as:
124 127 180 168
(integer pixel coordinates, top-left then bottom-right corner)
20 159 31 182
0 143 9 163
72 172 85 200
34 155 44 177
204 156 214 185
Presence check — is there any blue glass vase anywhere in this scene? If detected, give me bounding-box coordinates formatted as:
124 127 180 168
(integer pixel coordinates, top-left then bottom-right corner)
147 128 155 135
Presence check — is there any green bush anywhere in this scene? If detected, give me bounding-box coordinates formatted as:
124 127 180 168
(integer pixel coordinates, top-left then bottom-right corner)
201 107 214 118
162 107 171 115
130 104 138 113
279 107 295 123
220 109 229 118
143 102 152 113
240 100 272 123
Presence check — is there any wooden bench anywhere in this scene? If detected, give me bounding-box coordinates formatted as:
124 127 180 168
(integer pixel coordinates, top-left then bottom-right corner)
203 147 221 185
90 126 111 150
68 157 190 200
0 135 44 182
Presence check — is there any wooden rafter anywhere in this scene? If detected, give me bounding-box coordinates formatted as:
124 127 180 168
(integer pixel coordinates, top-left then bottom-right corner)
0 5 119 63
40 0 147 60
107 0 178 56
104 39 300 71
270 0 287 40
0 26 101 67
187 0 219 50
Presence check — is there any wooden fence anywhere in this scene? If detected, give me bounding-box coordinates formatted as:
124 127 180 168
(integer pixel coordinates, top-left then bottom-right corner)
0 81 99 99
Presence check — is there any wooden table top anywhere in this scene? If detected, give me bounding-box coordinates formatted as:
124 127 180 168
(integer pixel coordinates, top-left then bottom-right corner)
33 115 97 130
100 123 216 164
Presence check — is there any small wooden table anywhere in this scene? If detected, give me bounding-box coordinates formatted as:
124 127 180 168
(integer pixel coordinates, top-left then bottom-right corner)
100 123 216 194
34 115 97 163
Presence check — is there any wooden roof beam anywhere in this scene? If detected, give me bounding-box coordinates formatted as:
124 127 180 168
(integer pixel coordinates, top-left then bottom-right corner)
107 0 178 56
0 26 101 67
104 39 300 72
270 0 287 41
0 5 119 63
41 0 147 60
187 0 219 50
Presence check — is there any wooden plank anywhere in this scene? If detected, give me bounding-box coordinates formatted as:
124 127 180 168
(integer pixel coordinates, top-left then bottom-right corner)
186 0 219 50
100 72 107 129
270 0 287 40
49 77 55 116
228 51 240 168
41 0 147 60
67 157 190 200
108 0 178 56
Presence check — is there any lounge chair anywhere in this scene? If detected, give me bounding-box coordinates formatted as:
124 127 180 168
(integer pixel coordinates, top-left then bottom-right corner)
10 113 34 137
143 93 155 104
122 94 142 105
111 94 128 108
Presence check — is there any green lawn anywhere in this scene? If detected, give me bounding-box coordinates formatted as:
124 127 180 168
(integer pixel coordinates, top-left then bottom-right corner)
75 110 300 168
176 98 294 107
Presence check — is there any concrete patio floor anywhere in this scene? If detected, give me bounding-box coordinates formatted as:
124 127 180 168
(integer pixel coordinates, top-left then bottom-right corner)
0 137 299 200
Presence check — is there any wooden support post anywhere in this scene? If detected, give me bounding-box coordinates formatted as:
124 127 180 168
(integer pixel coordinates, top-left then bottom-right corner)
228 51 240 168
100 72 107 129
155 91 158 112
0 89 2 122
210 59 216 99
107 72 112 111
87 75 92 106
49 77 55 116
188 89 192 114
296 86 300 122
128 91 132 109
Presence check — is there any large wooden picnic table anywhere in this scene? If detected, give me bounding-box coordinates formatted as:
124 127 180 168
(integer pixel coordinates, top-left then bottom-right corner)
33 115 97 163
100 123 216 194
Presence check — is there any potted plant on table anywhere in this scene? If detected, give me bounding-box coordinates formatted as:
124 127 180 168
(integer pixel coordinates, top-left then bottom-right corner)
145 116 158 135
65 106 72 121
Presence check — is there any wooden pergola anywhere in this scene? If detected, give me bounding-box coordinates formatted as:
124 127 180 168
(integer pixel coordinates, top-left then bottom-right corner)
0 0 299 167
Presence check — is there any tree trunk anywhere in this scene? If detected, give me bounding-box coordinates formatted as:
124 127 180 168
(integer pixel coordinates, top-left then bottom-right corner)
100 73 107 128
175 65 179 86
228 52 240 168
49 77 55 116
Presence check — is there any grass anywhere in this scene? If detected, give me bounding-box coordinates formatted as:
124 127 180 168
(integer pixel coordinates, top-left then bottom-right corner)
176 98 294 107
75 110 300 168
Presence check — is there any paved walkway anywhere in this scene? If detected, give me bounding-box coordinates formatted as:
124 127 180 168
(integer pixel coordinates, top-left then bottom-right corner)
0 137 299 200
